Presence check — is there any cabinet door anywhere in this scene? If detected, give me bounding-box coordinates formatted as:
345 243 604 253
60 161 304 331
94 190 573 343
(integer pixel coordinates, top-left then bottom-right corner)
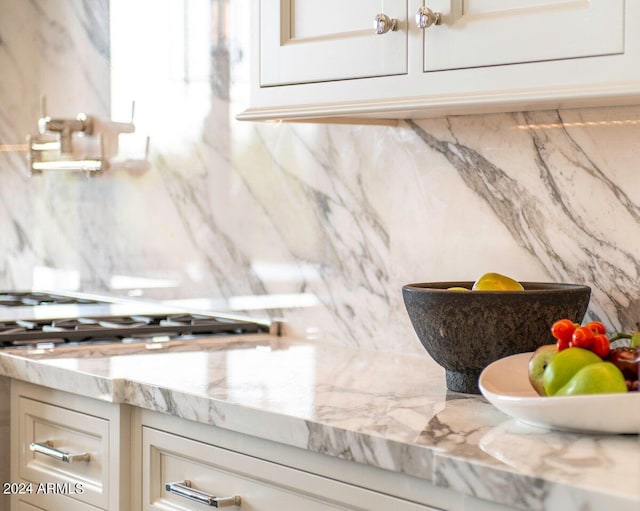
423 0 624 71
261 0 407 86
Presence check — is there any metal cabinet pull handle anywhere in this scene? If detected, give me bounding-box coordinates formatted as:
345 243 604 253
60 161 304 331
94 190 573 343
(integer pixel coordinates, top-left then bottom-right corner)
165 480 241 508
415 6 442 29
29 441 90 463
374 13 398 34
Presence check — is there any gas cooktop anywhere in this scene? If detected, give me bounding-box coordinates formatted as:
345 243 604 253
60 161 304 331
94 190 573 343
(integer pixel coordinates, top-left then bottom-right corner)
0 291 101 307
0 290 273 349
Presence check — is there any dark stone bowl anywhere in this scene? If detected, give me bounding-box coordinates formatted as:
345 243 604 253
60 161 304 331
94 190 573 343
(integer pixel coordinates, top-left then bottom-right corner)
402 282 591 394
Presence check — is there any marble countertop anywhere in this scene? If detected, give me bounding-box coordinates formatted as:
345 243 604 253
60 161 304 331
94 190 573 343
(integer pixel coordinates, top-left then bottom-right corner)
1 335 638 511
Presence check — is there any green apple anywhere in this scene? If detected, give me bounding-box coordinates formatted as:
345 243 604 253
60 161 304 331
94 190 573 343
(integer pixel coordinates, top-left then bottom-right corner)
555 362 628 396
542 347 602 396
528 344 558 396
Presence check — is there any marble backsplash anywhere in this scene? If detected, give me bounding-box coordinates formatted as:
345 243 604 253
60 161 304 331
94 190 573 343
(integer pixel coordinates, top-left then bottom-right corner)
0 0 639 354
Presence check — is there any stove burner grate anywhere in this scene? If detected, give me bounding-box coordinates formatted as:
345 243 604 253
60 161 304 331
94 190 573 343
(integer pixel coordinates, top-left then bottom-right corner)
0 313 268 348
0 292 100 307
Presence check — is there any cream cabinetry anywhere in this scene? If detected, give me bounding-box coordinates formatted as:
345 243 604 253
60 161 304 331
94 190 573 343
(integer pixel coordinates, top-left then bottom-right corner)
139 411 444 511
239 0 640 121
142 427 440 511
422 0 623 72
6 381 519 511
260 0 407 86
9 381 130 511
135 409 518 511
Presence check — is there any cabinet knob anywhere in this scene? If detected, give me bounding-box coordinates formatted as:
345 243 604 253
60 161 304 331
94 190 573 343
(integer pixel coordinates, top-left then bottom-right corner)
415 7 442 29
373 13 398 35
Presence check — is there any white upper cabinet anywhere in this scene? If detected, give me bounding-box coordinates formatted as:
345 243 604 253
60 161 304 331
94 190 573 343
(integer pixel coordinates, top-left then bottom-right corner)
261 0 408 85
423 0 624 71
239 0 640 121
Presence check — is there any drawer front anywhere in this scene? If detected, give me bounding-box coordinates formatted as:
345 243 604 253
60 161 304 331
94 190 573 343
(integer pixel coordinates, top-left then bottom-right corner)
143 427 438 511
16 397 110 510
16 493 101 511
16 501 45 511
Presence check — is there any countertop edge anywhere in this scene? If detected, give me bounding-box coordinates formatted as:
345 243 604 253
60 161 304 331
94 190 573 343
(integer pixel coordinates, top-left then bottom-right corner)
1 345 638 511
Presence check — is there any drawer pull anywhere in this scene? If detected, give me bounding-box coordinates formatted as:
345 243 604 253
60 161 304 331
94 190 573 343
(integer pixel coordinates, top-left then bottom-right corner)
29 441 90 463
165 480 241 507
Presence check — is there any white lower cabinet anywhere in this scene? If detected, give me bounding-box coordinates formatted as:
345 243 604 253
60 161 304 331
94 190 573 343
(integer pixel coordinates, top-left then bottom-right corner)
142 426 436 511
15 502 46 511
10 382 517 511
10 381 130 511
136 410 518 511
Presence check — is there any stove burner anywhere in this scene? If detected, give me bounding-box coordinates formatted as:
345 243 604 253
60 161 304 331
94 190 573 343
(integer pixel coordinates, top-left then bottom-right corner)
0 292 100 307
0 313 268 348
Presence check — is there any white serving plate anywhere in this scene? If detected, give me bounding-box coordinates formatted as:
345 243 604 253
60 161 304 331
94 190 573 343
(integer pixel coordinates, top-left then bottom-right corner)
479 352 640 434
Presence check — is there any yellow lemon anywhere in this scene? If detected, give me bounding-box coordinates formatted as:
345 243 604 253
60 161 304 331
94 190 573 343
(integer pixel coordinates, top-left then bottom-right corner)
472 272 524 291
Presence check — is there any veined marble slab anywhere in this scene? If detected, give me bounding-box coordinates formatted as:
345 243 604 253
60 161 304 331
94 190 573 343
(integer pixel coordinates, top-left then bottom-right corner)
1 338 638 511
1 0 639 357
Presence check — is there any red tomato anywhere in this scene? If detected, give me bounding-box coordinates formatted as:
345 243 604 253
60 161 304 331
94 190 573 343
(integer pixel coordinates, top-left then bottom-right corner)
571 325 595 348
551 319 576 345
591 334 610 358
585 321 606 335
